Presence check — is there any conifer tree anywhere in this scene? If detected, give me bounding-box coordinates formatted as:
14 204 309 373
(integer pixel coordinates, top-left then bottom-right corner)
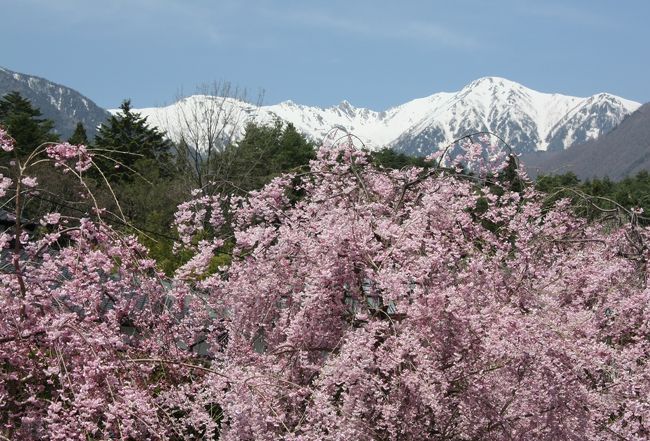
67 121 89 145
94 99 172 179
218 121 315 192
0 91 58 156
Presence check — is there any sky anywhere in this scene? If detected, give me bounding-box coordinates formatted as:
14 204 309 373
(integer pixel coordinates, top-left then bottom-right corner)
2 0 649 110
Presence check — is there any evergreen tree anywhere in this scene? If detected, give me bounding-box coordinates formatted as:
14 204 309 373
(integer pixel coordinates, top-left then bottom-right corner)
0 91 58 156
276 123 316 170
218 121 315 192
94 99 173 180
68 122 89 145
370 147 429 169
534 171 650 224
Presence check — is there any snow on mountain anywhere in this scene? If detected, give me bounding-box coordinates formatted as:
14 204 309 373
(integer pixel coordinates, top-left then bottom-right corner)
128 77 640 155
388 77 639 155
522 103 650 180
0 66 110 139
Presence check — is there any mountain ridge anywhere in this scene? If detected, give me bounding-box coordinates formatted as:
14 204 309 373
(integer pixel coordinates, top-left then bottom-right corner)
521 103 650 181
1 67 645 178
128 76 640 155
0 66 110 139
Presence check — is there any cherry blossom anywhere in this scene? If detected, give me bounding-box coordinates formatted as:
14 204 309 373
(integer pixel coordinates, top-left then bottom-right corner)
45 142 93 172
0 127 14 152
20 176 38 188
0 134 648 440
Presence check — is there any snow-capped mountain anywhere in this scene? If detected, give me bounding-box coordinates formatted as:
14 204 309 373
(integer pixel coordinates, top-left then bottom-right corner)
0 66 109 139
130 77 640 155
522 102 650 180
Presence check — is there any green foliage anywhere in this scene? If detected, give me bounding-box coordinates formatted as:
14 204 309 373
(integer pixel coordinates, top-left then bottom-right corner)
216 121 315 193
59 103 180 273
535 172 580 193
535 171 650 223
0 91 58 156
498 154 526 193
94 99 173 181
94 118 316 274
0 93 87 223
101 158 189 275
370 147 430 169
591 171 650 222
67 122 89 145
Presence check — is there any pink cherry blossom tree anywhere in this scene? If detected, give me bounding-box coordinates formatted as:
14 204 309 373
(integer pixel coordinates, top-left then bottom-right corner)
175 136 649 440
0 130 221 439
1 126 649 440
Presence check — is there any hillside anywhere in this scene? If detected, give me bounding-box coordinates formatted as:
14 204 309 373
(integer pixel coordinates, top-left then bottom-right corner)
521 103 650 180
0 66 109 139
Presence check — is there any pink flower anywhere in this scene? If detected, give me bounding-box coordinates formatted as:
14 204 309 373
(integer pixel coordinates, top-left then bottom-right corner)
46 142 93 172
2 138 650 440
0 232 11 248
0 175 12 197
0 127 14 152
21 176 38 188
40 212 61 226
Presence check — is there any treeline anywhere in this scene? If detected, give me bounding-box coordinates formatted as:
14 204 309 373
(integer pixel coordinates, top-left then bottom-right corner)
0 92 319 272
536 171 650 222
2 90 648 272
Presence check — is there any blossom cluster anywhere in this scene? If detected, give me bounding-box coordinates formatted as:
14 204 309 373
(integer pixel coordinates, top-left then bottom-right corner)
45 142 93 172
0 127 14 152
188 143 648 440
0 136 648 440
0 176 12 198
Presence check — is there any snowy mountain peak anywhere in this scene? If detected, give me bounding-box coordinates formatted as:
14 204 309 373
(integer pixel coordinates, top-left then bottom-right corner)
129 77 641 156
464 76 523 90
334 100 359 117
584 92 638 109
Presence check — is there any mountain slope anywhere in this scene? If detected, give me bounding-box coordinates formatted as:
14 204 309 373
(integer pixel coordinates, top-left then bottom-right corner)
521 103 650 181
392 78 638 155
131 77 640 155
0 66 110 139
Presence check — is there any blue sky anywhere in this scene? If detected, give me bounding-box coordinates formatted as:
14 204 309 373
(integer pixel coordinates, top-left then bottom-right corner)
2 0 649 110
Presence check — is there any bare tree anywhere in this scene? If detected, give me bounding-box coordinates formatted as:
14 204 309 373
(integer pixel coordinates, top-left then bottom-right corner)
164 81 263 189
